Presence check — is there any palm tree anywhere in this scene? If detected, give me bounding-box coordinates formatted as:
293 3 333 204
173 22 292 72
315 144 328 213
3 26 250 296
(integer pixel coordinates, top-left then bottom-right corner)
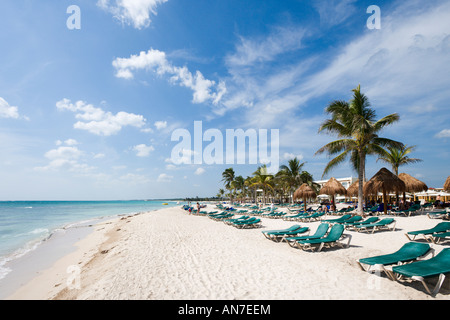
377 144 422 176
250 165 274 205
316 85 402 215
217 188 225 201
279 157 306 204
231 175 245 202
221 168 235 202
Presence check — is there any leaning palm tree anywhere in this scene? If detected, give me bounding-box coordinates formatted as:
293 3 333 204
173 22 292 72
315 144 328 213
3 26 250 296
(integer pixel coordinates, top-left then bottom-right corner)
315 85 402 215
377 144 422 176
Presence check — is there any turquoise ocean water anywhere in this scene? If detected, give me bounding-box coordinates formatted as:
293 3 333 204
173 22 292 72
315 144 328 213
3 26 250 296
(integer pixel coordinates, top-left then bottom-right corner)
0 200 182 280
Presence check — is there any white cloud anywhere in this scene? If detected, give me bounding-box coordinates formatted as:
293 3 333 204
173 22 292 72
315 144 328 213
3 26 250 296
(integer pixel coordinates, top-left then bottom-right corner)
283 153 304 161
35 145 94 173
157 173 173 182
97 0 168 29
436 129 450 139
225 26 306 68
154 120 167 130
113 49 226 105
93 153 105 159
194 167 205 175
56 99 146 136
0 97 20 119
312 0 357 27
132 144 155 157
119 173 150 184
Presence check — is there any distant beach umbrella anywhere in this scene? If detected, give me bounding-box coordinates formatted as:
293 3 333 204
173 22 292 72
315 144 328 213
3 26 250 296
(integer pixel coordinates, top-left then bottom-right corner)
293 183 317 212
319 177 347 211
444 176 450 192
364 168 406 215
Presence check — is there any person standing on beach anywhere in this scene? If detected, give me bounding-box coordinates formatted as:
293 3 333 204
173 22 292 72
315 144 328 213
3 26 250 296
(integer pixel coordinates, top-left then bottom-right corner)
197 202 200 214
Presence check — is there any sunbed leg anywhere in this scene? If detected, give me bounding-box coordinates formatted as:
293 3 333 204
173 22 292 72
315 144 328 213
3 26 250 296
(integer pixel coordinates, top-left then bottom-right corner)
412 276 432 295
431 274 446 297
411 275 446 296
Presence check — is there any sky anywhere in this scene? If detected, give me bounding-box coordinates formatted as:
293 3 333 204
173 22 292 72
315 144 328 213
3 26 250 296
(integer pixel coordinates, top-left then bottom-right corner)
0 0 449 200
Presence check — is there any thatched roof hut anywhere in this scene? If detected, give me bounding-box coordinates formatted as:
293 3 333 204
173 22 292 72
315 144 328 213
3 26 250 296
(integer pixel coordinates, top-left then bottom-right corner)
346 180 364 197
294 183 317 212
364 168 406 215
319 177 347 196
319 177 346 211
398 173 428 193
444 176 450 192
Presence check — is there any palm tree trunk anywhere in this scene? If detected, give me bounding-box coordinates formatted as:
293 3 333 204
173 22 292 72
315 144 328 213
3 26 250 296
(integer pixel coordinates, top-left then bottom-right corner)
357 151 365 216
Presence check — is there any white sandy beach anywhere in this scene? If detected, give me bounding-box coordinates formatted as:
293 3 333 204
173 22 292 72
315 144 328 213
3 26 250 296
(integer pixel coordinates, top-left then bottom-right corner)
5 205 450 300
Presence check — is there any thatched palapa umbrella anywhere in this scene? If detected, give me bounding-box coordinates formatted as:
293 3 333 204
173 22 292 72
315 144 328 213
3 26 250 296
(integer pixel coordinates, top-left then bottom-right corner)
346 180 364 197
398 173 428 202
319 177 347 211
294 183 317 212
364 168 406 215
444 176 450 192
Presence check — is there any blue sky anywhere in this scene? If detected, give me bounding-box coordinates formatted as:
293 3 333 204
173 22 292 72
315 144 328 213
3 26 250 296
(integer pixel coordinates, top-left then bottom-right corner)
0 0 449 200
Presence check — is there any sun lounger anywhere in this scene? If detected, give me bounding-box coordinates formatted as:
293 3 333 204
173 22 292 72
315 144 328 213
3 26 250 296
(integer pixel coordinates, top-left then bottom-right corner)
232 217 262 229
262 225 309 242
432 232 450 244
395 204 421 217
354 218 396 233
335 215 362 225
344 217 379 230
285 223 330 248
296 211 326 222
357 242 434 280
405 222 450 243
322 214 352 224
283 212 309 221
224 215 250 225
294 224 352 252
427 211 449 219
262 224 303 236
392 248 450 296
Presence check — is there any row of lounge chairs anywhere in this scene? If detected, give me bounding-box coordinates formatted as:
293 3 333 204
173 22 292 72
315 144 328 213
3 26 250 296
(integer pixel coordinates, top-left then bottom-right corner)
282 211 326 222
209 213 263 229
322 215 397 233
405 222 450 244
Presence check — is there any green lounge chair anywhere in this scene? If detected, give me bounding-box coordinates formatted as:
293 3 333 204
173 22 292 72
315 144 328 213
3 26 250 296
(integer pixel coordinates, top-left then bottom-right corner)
283 212 309 221
262 225 309 242
432 232 450 244
405 222 450 243
357 242 434 280
232 218 262 229
295 224 352 252
335 215 362 225
392 248 450 296
285 223 330 248
426 211 449 219
322 214 352 224
298 211 326 222
344 217 379 230
262 224 302 235
224 215 250 225
354 218 396 233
